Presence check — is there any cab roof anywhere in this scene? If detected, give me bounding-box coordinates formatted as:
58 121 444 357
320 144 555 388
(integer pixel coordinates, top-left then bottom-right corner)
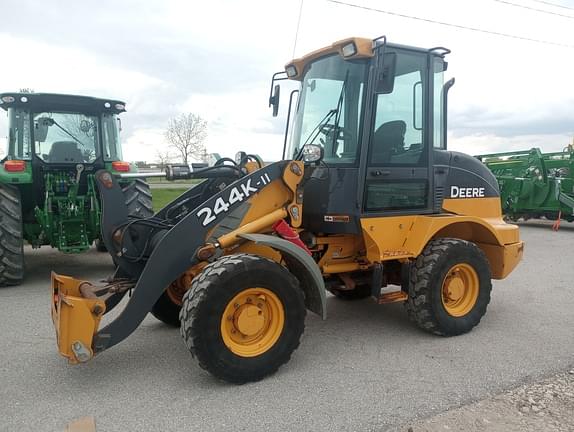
0 92 126 114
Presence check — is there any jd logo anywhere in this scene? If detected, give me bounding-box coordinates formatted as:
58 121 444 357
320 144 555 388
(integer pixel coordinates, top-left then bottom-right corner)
450 186 485 198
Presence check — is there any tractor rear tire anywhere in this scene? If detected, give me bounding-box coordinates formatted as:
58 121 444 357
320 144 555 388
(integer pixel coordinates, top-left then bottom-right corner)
122 179 153 218
179 254 306 383
151 291 181 327
405 238 492 336
330 284 371 300
0 184 24 286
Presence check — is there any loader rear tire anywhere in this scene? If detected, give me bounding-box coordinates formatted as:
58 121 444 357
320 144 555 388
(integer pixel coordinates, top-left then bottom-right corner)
405 238 491 336
330 284 371 300
151 291 181 327
122 179 153 218
179 254 306 383
0 184 24 286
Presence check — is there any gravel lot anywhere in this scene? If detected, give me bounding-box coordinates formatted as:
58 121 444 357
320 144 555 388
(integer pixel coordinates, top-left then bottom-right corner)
395 369 574 432
1 220 573 431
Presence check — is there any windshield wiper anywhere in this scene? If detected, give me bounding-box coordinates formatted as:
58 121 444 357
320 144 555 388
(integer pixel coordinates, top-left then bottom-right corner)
330 70 349 154
49 119 87 148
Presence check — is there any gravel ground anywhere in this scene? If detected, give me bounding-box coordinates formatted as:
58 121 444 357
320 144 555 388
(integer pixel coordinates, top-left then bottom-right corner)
1 220 573 431
395 368 574 432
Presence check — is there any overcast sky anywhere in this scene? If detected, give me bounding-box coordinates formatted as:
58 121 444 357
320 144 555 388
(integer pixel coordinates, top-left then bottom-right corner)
1 0 573 162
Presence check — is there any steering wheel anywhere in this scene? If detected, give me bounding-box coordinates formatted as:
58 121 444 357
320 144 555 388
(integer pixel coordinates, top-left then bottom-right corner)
319 124 353 141
318 124 355 158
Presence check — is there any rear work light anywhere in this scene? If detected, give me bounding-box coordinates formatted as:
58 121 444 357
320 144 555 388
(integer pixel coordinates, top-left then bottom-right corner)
112 161 130 172
4 160 26 172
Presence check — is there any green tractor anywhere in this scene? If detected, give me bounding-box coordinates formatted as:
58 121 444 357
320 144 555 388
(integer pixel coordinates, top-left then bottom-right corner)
0 92 153 286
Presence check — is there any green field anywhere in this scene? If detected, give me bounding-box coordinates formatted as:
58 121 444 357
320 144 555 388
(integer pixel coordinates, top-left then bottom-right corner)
151 188 187 212
146 177 200 185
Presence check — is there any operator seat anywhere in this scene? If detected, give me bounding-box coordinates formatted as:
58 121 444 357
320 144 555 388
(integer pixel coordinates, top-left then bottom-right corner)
371 120 406 164
48 141 84 163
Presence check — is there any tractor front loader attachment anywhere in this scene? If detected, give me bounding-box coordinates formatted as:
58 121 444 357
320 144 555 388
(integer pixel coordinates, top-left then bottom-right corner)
50 161 325 364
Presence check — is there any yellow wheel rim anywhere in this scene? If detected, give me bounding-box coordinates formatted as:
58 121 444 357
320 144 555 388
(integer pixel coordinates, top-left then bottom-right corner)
441 263 479 317
220 288 285 357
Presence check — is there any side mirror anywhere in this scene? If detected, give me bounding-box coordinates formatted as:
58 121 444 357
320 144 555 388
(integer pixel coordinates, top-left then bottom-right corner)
269 84 280 117
302 144 324 163
375 52 397 94
34 117 53 142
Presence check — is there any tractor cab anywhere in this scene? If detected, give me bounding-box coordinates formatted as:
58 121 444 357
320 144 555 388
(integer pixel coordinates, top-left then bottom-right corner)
1 93 126 169
0 93 150 272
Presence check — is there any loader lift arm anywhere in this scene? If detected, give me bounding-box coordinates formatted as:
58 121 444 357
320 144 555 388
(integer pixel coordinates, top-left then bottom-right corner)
53 159 326 361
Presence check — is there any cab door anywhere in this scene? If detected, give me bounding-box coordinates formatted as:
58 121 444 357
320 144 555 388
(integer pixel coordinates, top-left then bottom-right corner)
360 47 433 216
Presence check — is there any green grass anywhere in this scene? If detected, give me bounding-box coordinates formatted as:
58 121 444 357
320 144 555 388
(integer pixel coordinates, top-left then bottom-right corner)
146 177 200 184
152 189 188 212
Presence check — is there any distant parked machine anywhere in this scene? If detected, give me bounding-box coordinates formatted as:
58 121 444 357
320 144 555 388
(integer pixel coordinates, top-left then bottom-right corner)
478 140 574 223
0 93 153 286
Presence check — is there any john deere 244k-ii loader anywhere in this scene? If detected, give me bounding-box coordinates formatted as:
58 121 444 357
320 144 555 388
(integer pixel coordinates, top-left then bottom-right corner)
50 37 523 383
0 93 153 285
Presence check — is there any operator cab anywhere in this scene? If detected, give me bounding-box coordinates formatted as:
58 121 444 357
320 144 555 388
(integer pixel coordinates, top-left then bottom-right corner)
270 37 496 234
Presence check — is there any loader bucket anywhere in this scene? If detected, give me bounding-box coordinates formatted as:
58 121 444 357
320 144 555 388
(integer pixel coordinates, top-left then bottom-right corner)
51 272 106 364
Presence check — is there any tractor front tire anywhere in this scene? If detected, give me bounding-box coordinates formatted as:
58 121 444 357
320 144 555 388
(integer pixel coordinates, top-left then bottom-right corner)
405 238 492 336
122 179 153 218
180 254 306 383
94 238 107 252
0 184 24 286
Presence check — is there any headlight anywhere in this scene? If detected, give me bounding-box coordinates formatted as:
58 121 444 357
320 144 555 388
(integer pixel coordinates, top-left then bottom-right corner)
341 42 357 58
302 144 324 163
285 65 297 78
235 151 247 164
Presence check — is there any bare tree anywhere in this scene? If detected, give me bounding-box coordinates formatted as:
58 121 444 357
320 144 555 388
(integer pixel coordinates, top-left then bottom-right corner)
155 149 173 169
164 113 207 165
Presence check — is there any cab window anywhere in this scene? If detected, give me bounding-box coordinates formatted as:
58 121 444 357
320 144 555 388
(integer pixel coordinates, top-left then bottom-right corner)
7 108 32 160
370 51 426 166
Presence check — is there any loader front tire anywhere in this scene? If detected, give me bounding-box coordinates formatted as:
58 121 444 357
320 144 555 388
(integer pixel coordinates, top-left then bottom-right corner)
122 179 153 218
405 238 491 336
179 254 306 383
0 184 24 286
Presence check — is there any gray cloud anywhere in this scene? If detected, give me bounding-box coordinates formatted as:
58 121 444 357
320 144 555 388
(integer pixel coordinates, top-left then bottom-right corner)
450 102 574 138
1 0 289 145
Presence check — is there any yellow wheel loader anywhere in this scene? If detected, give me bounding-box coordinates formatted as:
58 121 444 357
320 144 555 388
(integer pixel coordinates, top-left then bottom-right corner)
50 36 524 383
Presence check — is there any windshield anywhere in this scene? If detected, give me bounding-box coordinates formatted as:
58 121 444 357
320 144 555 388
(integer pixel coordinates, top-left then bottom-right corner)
287 54 368 164
33 112 99 163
